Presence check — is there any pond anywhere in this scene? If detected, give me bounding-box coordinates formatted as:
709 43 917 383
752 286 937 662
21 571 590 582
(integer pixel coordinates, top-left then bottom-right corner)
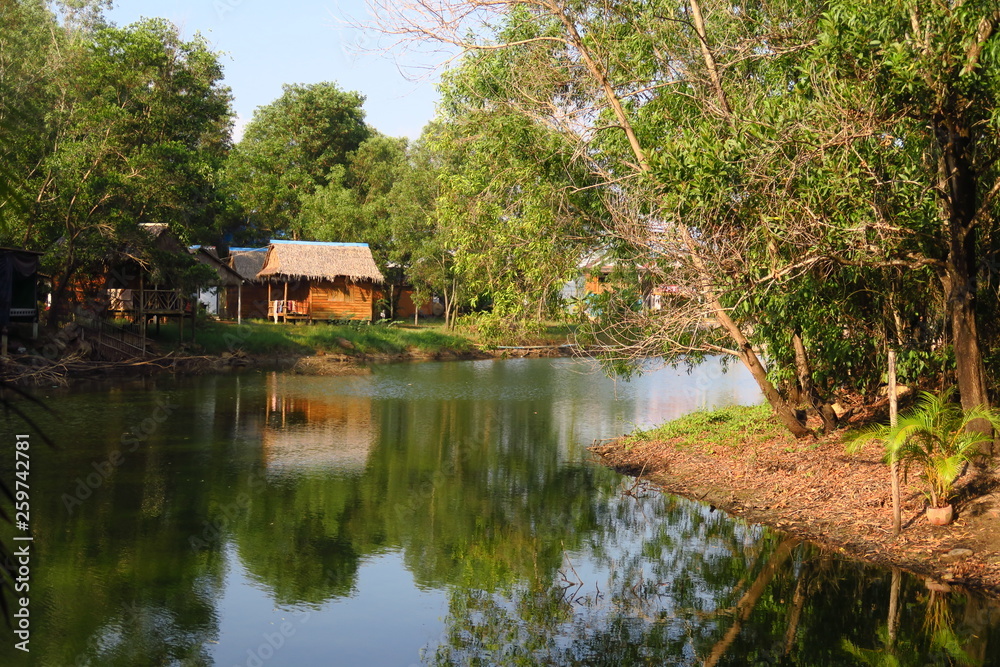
1 357 998 666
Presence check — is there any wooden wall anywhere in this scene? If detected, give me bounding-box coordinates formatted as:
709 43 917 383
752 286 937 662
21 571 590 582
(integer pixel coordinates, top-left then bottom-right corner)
308 277 377 321
394 287 435 319
224 283 271 320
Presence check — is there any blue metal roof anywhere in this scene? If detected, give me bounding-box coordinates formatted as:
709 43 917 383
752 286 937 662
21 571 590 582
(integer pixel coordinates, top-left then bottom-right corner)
268 240 370 248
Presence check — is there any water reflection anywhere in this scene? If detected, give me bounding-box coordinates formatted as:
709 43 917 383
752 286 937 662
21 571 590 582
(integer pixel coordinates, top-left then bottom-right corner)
262 373 375 477
1 359 998 666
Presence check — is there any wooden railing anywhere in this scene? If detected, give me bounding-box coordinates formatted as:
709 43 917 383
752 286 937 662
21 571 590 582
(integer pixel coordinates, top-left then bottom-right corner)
268 300 310 322
79 316 148 360
108 288 188 314
140 289 183 313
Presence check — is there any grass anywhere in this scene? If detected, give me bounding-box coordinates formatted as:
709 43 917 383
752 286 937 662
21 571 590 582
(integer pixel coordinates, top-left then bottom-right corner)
147 319 476 357
625 403 783 449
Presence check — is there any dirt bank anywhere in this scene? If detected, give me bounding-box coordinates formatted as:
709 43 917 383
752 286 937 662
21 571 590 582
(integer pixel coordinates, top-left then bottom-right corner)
590 427 1000 599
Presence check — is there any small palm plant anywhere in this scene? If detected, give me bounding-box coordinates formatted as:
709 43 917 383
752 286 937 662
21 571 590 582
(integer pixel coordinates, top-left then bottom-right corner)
849 390 998 511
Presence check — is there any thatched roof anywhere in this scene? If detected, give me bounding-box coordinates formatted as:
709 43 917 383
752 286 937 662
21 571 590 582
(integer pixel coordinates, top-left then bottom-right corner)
257 241 384 283
229 248 268 281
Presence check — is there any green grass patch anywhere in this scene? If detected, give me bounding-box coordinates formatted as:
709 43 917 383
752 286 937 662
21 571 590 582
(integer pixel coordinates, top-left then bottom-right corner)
149 319 474 357
626 403 783 449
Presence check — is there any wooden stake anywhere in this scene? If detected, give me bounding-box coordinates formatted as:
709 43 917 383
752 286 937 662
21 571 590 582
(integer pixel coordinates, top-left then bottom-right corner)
888 348 901 536
140 273 146 355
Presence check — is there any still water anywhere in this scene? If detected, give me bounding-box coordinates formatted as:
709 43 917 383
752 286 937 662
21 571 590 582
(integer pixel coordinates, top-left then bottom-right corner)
1 358 998 666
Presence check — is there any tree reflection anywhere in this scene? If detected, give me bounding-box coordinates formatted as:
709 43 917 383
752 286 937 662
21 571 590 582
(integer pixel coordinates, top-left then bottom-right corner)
5 367 1000 666
424 489 1000 666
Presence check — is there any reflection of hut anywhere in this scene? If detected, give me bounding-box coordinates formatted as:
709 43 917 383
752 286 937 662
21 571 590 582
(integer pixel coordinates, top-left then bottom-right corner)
0 247 43 341
257 241 384 323
262 374 374 475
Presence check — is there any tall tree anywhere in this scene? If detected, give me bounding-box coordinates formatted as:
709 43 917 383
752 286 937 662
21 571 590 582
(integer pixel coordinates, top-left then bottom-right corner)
811 0 1000 419
365 0 1000 438
1 7 234 322
223 82 370 240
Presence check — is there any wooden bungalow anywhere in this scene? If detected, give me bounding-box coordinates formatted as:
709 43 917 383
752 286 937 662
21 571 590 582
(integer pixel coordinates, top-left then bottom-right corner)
224 248 270 322
103 223 202 346
0 247 43 344
256 241 385 323
190 246 244 318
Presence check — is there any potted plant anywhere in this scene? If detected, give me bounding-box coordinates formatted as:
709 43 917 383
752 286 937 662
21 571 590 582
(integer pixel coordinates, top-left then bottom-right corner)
849 389 998 526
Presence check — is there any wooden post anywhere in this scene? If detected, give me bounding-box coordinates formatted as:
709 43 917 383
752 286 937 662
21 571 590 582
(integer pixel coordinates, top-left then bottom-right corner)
888 348 901 537
238 282 243 325
1 326 7 358
140 273 146 355
268 282 276 322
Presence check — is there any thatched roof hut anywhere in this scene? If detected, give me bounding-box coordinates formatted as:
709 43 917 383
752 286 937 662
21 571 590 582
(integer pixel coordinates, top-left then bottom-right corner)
228 248 268 282
190 247 243 287
257 241 384 283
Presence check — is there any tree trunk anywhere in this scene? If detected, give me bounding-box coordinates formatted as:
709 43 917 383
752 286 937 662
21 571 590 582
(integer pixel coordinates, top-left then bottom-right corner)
48 265 79 330
714 305 812 438
793 332 838 432
936 115 992 450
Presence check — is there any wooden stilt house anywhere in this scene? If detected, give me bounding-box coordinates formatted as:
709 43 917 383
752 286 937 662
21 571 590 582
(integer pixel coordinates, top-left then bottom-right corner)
0 247 43 343
256 241 385 323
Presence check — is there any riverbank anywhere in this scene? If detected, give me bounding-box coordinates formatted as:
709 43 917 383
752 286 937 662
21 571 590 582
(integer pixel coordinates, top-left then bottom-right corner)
590 404 1000 598
0 319 580 385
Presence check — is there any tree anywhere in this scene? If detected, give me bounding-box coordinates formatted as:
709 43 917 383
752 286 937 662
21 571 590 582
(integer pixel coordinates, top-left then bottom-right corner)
1 6 234 323
223 82 370 240
364 0 822 435
363 0 1000 440
811 0 1000 422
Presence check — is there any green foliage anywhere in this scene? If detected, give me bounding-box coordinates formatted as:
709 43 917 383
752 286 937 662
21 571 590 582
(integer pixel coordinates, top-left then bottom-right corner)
848 390 1000 506
0 4 234 322
392 0 1000 435
627 404 782 450
223 82 369 239
151 320 474 356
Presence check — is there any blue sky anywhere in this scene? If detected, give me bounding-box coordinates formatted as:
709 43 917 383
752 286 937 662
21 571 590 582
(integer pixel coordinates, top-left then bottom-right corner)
106 1 443 142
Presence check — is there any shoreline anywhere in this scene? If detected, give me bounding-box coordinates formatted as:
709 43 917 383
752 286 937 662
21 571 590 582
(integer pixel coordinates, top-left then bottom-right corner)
590 425 1000 600
0 343 579 386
